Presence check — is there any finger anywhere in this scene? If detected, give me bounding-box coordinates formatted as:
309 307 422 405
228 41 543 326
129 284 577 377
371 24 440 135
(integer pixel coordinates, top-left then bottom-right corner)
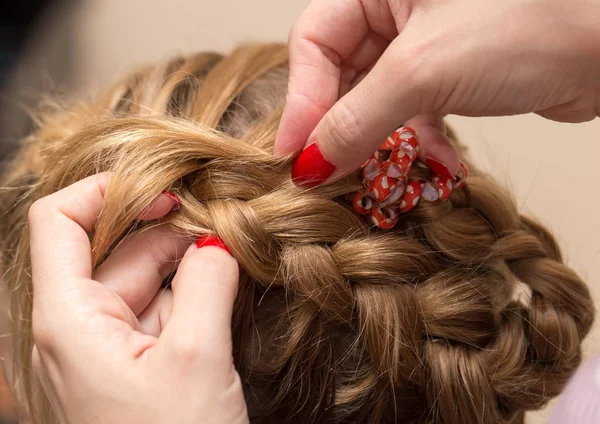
339 31 390 97
29 173 181 294
29 173 111 292
157 236 239 363
93 226 189 315
274 0 399 156
290 36 428 187
138 289 173 337
404 113 460 179
139 191 181 220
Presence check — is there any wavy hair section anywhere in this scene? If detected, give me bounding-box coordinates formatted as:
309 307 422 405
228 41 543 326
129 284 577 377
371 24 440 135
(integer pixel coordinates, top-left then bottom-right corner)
0 44 594 424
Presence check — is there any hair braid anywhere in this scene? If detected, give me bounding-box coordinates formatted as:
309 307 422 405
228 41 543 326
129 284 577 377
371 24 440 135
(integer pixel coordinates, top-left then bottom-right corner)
0 44 593 424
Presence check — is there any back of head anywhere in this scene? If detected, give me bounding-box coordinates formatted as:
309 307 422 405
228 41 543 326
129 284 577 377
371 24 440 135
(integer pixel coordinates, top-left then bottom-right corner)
0 44 594 423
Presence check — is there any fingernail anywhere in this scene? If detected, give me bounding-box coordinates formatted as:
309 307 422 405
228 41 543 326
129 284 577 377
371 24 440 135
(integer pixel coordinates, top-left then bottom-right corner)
162 191 181 211
291 143 336 187
195 235 231 255
425 157 455 180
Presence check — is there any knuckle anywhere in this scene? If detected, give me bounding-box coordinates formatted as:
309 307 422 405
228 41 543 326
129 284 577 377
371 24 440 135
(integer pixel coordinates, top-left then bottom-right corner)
28 198 50 224
288 11 312 47
172 336 197 360
322 103 366 152
172 336 222 366
141 230 171 265
385 43 441 109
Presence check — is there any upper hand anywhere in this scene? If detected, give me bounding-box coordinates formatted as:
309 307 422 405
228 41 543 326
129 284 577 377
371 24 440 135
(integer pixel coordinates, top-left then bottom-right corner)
275 0 600 186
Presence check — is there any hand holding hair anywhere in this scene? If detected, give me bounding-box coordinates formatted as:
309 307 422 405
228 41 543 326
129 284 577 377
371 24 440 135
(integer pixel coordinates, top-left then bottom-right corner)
276 0 600 186
28 173 248 424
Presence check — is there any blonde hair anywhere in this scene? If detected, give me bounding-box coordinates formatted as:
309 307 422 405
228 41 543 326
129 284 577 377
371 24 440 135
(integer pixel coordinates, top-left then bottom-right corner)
0 44 594 423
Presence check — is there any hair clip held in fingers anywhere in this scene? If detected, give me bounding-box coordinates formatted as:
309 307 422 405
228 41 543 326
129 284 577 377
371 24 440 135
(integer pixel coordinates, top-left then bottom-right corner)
350 126 469 230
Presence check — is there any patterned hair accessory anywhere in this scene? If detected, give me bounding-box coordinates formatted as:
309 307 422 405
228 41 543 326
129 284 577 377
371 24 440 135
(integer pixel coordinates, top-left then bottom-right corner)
351 127 468 230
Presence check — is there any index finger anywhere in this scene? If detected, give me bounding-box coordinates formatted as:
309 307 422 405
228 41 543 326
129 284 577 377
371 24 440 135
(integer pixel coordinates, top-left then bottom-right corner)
273 0 370 155
29 173 111 292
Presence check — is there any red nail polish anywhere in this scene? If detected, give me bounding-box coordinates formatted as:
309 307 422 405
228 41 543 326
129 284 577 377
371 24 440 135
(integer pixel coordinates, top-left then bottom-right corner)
425 158 455 180
291 143 336 187
162 191 181 211
195 235 231 255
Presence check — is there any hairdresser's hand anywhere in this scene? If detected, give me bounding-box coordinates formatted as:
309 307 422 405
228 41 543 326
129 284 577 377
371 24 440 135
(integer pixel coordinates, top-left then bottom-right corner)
28 173 248 424
276 0 600 185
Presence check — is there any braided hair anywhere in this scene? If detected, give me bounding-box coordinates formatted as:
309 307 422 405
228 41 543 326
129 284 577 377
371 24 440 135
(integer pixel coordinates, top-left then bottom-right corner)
0 44 593 424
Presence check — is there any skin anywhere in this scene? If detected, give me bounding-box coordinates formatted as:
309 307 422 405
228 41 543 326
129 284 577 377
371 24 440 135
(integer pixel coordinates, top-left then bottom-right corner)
29 173 248 424
275 0 600 181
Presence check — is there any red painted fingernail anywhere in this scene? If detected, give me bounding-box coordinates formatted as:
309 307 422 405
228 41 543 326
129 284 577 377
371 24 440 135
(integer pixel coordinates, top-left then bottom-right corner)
162 191 181 211
195 235 231 255
425 157 455 180
291 143 336 187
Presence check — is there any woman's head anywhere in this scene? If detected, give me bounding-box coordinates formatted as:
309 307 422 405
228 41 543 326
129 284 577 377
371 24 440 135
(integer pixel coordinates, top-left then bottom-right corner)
0 44 594 423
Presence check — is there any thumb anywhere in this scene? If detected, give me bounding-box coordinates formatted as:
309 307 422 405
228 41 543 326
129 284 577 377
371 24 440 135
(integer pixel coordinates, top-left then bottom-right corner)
290 38 452 186
156 236 239 363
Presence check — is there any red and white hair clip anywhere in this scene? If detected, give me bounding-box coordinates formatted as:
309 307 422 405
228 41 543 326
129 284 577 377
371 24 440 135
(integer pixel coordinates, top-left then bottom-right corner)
351 126 468 230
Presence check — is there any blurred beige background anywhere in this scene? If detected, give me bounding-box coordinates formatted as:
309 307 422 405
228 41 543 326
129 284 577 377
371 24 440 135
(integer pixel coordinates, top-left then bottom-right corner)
7 0 600 422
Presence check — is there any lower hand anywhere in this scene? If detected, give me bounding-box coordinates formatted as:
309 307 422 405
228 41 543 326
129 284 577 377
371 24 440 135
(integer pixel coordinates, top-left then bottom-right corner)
28 173 248 424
